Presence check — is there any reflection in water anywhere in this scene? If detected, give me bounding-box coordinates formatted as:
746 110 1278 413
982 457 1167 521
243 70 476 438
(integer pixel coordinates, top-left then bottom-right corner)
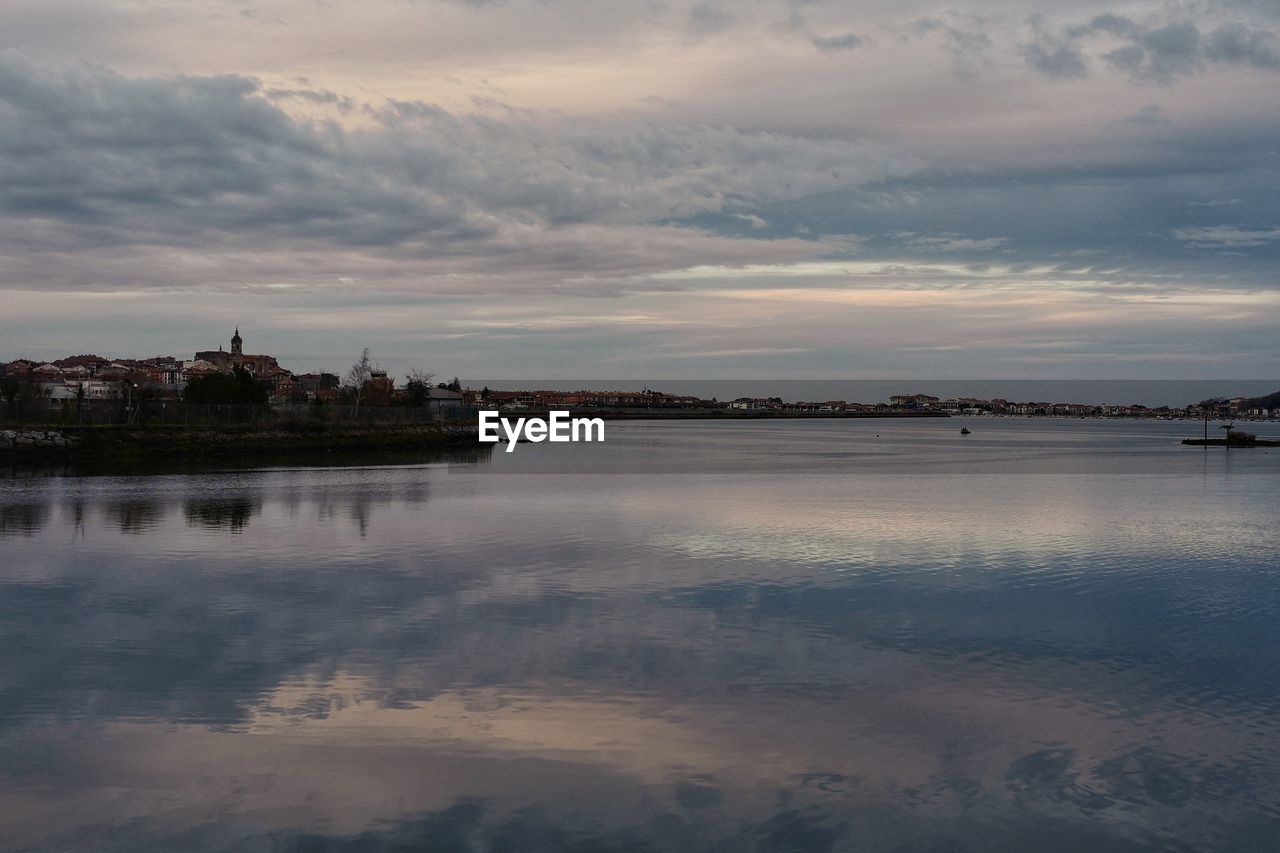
0 500 49 537
108 498 165 534
184 497 259 533
0 420 1278 851
64 498 87 539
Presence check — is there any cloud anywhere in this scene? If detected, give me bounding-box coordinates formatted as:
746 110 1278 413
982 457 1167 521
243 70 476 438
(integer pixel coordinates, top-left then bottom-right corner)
1103 22 1204 83
1203 22 1280 68
0 50 918 294
264 87 355 113
1172 225 1280 248
687 2 733 40
899 233 1010 252
910 17 994 79
1 4 1279 374
1021 40 1087 79
1116 104 1170 125
731 213 769 229
1186 198 1241 208
1020 19 1088 79
811 32 862 53
1027 14 1280 83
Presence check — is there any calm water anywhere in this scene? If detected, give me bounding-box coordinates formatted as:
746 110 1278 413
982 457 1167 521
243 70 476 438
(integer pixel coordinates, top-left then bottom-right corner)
2 418 1279 852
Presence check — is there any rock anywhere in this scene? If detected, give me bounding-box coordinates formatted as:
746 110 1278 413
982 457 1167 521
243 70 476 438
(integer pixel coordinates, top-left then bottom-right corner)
0 430 74 454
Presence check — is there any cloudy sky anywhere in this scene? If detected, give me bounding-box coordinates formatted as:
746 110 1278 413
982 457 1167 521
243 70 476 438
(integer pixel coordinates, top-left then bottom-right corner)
1 0 1278 378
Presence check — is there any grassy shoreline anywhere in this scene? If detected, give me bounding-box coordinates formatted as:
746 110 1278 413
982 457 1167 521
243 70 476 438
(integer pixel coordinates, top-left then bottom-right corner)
1181 438 1280 447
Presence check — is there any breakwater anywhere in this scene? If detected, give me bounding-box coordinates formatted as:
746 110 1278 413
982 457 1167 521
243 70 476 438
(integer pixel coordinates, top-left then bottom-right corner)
1 429 81 457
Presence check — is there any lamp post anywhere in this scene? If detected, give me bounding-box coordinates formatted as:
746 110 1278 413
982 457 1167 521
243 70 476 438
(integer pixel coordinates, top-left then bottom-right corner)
125 383 139 426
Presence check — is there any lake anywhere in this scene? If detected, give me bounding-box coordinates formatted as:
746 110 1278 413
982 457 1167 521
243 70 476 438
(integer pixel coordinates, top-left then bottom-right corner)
2 417 1279 852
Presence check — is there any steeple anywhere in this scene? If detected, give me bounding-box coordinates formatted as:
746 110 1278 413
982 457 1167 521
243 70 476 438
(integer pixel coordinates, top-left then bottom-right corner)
231 326 243 357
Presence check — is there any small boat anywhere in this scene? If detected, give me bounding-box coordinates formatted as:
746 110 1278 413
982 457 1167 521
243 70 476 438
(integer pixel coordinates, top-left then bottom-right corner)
960 427 971 435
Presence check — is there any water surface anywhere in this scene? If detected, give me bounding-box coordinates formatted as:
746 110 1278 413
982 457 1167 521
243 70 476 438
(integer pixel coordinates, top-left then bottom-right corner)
2 418 1278 851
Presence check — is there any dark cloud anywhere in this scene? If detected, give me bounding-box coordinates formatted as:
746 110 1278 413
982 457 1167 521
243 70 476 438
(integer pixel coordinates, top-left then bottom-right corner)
1072 13 1138 39
686 1 733 39
1103 21 1203 83
1021 39 1088 78
0 3 1278 372
1203 22 1280 68
0 50 914 293
1020 19 1088 79
1029 13 1280 82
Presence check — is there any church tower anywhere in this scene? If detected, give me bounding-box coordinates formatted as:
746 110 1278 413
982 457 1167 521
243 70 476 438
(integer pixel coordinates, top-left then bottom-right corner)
231 327 243 364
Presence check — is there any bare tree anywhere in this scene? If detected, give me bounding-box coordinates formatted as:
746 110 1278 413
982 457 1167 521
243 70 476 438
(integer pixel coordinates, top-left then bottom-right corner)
345 348 373 412
404 368 435 407
406 367 435 387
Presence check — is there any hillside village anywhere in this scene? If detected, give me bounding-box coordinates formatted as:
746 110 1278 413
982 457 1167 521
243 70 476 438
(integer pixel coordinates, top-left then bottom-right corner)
0 328 467 411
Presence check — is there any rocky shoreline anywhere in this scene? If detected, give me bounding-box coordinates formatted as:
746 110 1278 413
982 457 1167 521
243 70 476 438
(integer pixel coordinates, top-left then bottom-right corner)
1 429 82 456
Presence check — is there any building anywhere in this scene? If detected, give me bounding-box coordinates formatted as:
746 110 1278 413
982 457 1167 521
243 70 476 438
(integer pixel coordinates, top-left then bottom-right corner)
54 354 112 376
289 372 341 404
362 369 395 407
889 394 940 410
426 386 465 416
46 379 126 404
194 327 282 376
730 397 783 410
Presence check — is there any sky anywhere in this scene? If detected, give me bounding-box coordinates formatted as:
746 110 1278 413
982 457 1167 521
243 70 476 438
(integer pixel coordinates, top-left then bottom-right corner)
0 0 1278 379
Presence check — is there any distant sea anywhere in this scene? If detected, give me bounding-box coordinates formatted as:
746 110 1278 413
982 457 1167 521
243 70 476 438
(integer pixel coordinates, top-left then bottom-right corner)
467 380 1279 408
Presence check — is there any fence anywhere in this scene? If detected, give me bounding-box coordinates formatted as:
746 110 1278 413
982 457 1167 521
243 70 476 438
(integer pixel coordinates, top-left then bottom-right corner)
1 399 477 428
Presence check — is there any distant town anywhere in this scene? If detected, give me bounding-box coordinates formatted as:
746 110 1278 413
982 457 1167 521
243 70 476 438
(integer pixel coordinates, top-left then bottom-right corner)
1 328 1277 421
